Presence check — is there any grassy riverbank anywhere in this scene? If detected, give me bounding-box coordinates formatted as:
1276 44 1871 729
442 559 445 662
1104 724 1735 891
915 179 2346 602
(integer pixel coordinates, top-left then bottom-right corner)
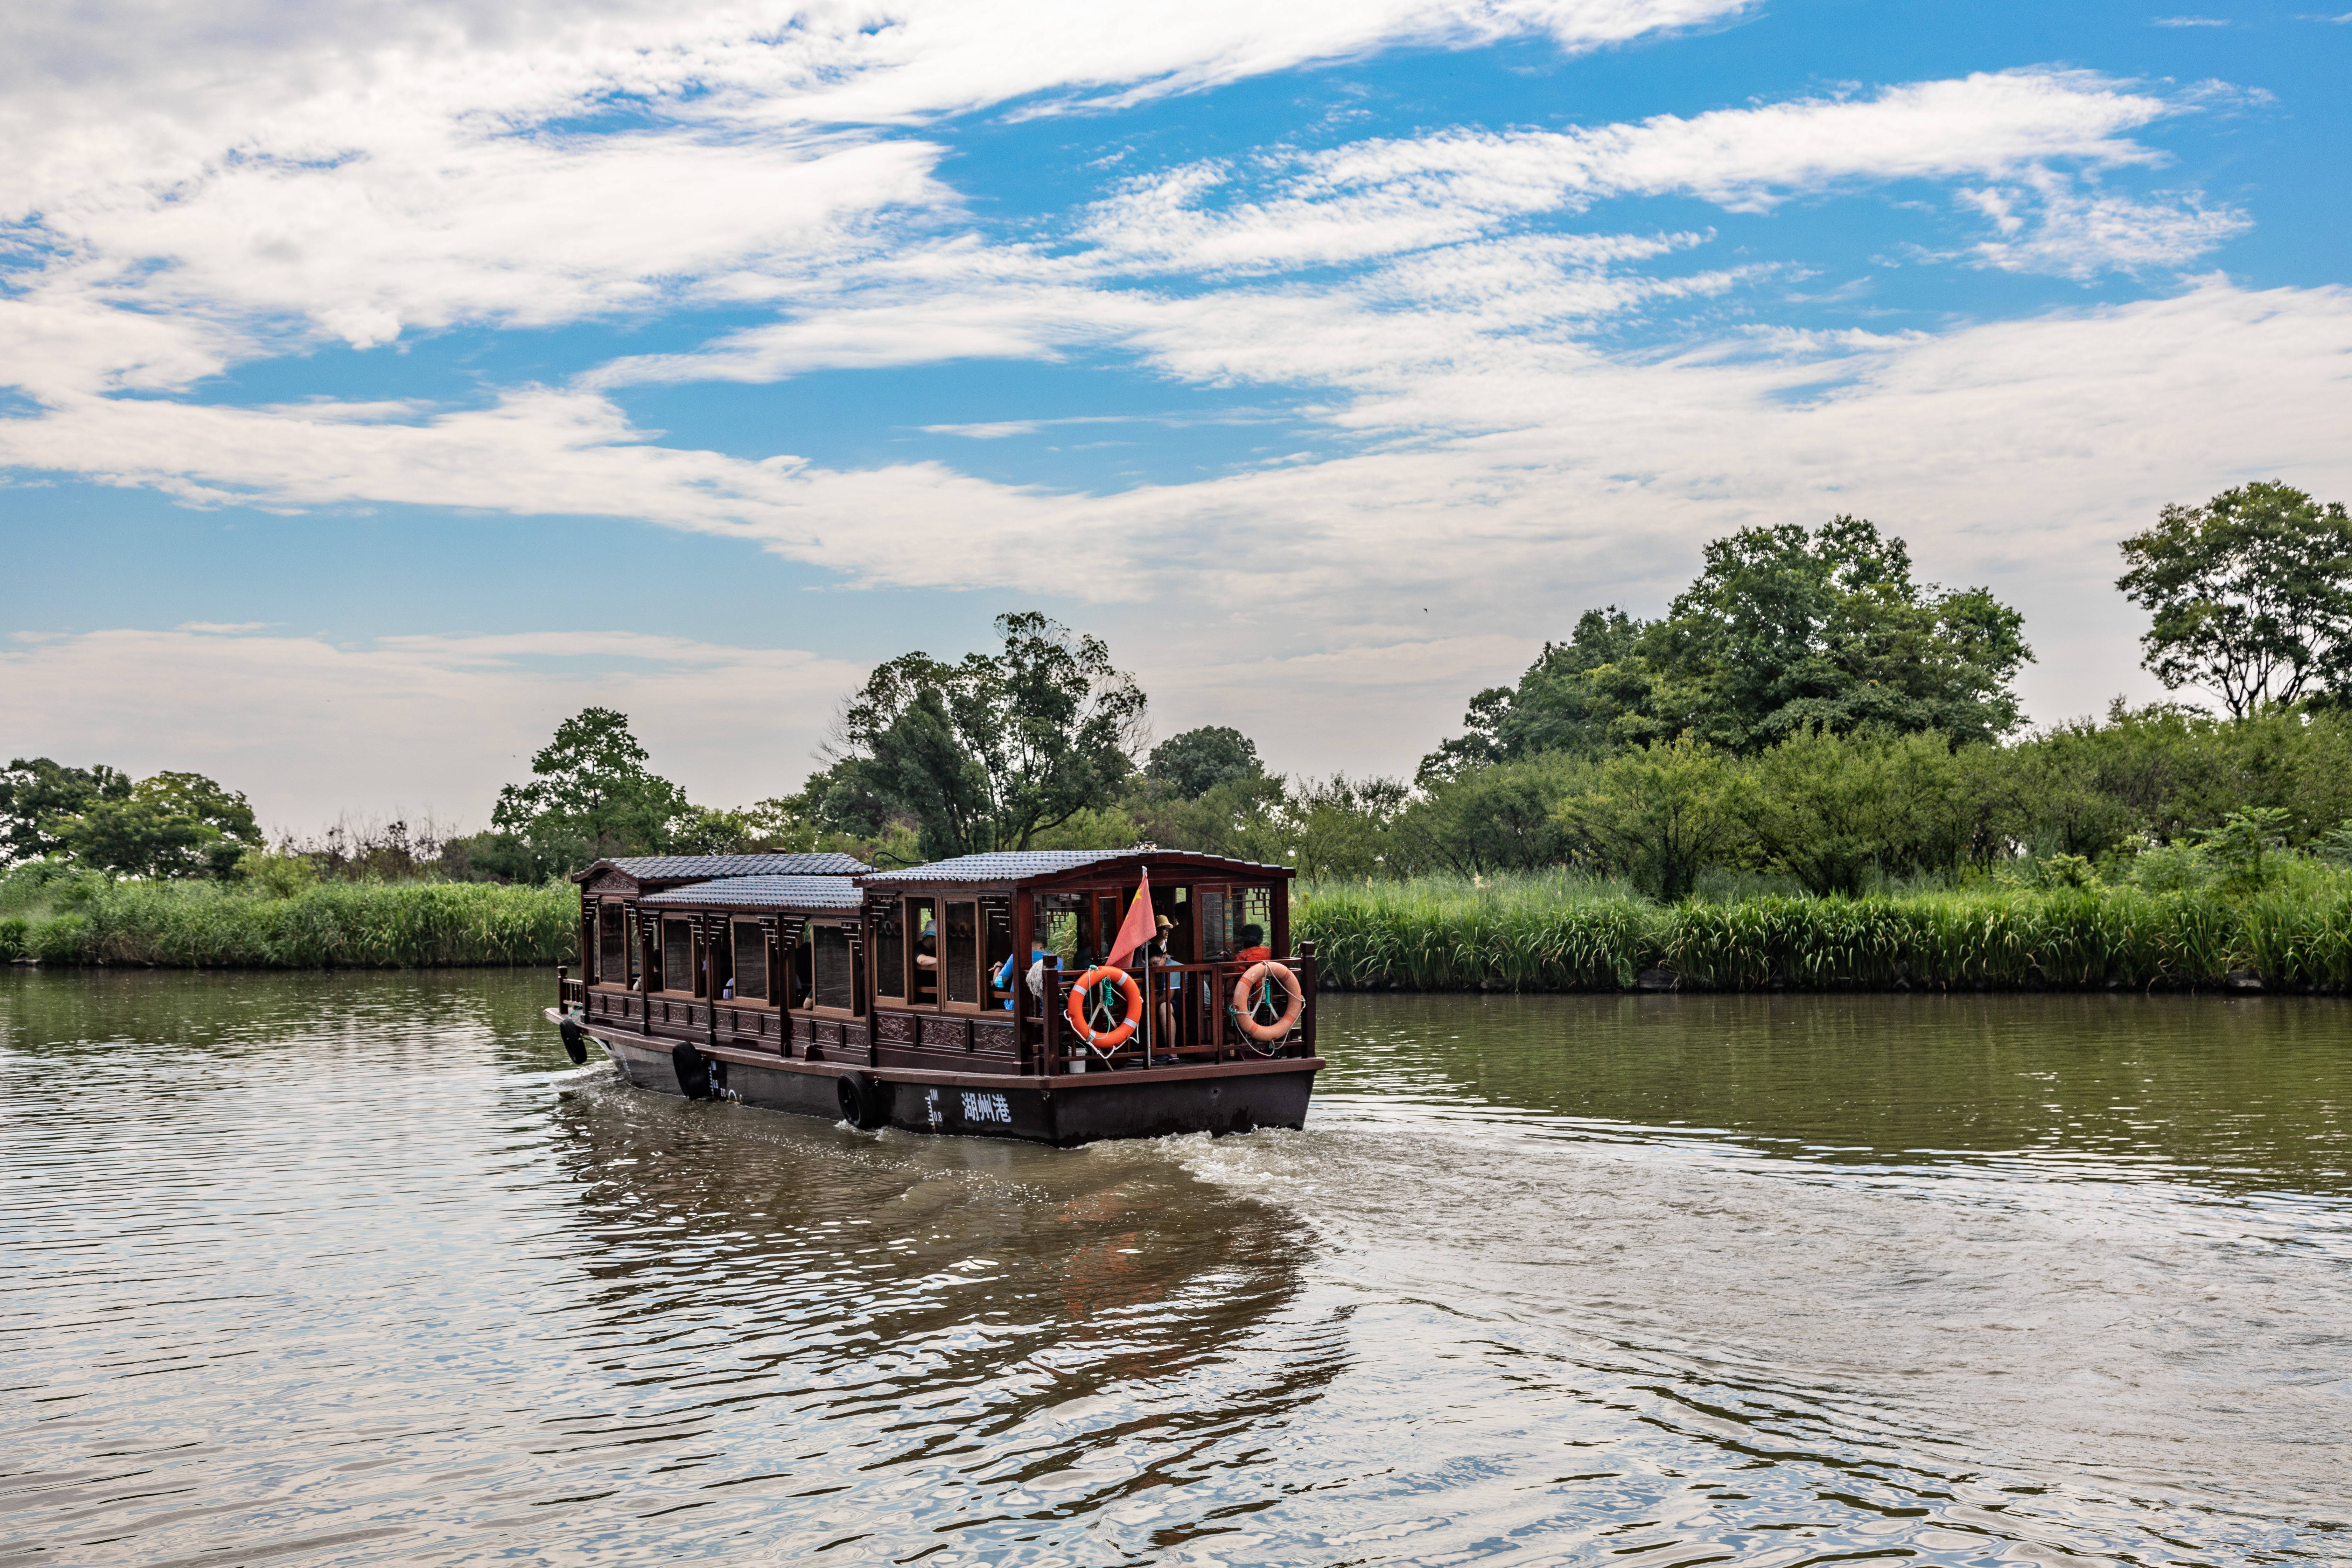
7 867 2352 990
0 877 575 968
1294 872 2352 993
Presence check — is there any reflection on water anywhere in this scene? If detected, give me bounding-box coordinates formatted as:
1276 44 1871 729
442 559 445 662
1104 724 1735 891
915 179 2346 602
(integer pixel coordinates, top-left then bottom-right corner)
2 972 2346 1565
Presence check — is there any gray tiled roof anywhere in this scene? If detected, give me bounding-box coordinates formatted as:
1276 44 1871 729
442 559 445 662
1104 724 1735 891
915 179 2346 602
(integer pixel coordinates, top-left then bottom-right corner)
583 852 873 882
639 875 867 911
858 848 1287 884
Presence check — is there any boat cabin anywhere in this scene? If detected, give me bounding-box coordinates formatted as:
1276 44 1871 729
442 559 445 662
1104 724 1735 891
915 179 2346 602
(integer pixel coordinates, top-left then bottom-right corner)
567 852 877 1058
854 848 1312 1075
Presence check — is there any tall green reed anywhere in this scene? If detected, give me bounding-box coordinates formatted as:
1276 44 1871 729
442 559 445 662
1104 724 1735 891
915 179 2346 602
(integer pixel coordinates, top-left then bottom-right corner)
0 879 575 967
1294 872 2352 992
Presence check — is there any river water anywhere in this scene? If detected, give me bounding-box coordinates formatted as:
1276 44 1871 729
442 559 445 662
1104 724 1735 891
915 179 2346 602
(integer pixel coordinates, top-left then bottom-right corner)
3 972 2346 1566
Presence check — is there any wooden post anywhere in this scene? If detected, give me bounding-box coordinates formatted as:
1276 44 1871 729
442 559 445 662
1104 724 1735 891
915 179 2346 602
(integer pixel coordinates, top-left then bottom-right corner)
1298 939 1317 1057
1272 881 1291 962
1212 961 1225 1063
557 964 568 1010
702 915 719 1048
763 916 780 1020
1040 955 1060 1076
635 904 653 1035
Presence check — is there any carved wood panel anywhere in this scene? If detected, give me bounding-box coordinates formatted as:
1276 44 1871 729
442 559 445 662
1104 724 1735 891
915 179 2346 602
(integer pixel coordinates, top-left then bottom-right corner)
874 1012 917 1046
920 1016 969 1052
972 1021 1016 1054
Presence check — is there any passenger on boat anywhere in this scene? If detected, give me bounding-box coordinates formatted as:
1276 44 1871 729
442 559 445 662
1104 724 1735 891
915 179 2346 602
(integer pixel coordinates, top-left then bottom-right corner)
1234 924 1272 962
997 939 1045 1010
1148 916 1180 1036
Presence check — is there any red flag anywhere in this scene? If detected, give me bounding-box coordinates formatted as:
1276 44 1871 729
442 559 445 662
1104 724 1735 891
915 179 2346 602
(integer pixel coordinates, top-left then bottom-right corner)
1104 870 1156 971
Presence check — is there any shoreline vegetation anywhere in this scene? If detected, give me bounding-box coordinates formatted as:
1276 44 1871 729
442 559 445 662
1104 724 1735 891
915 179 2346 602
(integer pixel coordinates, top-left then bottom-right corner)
0 877 575 971
7 871 2351 994
12 495 2352 993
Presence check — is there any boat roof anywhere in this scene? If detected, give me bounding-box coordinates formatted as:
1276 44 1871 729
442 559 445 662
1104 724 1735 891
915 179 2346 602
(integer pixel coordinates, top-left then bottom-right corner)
856 847 1291 890
638 875 867 911
572 852 873 885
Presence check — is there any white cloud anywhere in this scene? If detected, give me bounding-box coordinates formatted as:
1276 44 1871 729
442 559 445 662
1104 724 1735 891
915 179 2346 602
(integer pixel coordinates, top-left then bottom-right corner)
0 625 867 830
1959 176 2250 278
1078 70 2230 282
0 0 1752 377
0 7 2332 804
11 281 2350 758
922 421 1043 438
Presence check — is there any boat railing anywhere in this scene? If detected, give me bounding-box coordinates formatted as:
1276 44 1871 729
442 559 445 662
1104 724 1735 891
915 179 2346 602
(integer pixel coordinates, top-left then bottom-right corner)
1029 944 1317 1073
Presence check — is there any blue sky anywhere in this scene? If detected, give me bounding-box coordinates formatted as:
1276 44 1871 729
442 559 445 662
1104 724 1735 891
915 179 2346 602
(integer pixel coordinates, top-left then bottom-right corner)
4 0 2349 831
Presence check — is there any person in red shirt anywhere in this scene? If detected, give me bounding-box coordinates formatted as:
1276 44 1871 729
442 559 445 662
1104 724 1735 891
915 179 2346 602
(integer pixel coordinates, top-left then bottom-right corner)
1233 923 1272 962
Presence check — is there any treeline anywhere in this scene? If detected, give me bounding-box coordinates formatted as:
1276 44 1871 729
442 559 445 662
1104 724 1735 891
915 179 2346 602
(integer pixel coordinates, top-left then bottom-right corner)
10 482 2351 918
807 495 2352 899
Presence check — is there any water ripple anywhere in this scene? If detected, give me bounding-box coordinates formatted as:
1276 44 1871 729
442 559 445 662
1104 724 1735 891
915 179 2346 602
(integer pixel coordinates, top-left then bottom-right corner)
1 972 2346 1565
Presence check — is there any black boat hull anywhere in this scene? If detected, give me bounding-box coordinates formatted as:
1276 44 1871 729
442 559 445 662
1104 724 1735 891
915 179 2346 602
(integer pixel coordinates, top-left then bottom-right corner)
555 1010 1318 1146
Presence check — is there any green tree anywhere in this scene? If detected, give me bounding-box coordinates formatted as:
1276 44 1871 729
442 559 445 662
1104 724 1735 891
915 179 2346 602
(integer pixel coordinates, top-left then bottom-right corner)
490 707 690 873
1128 772 1290 863
832 612 1147 859
51 771 261 879
1554 736 1744 900
1145 726 1264 799
1654 516 2030 749
1396 753 1586 875
1418 609 1652 782
0 758 133 863
1288 775 1409 881
1424 518 2032 773
1733 725 1957 897
2117 482 2352 718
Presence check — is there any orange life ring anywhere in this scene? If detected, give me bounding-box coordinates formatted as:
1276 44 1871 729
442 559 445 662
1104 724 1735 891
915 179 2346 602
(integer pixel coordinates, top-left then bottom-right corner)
1067 965 1143 1050
1232 961 1304 1042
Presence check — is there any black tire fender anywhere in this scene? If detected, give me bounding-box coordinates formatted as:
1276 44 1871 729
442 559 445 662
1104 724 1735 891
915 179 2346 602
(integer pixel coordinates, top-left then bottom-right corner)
836 1070 888 1129
557 1013 589 1065
671 1041 712 1100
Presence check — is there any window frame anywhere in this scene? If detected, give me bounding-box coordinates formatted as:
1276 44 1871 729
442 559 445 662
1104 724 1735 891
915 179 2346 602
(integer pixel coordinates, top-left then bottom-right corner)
807 920 860 1017
659 916 699 998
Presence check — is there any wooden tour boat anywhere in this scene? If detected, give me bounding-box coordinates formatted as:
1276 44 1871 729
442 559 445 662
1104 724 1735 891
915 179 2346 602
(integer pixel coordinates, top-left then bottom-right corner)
544 847 1323 1145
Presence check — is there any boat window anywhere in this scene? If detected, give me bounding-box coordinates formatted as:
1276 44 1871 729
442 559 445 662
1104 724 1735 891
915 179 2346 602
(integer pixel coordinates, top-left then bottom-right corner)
873 904 905 999
708 921 732 999
598 903 625 982
1237 886 1273 953
908 898 938 1006
789 931 812 1008
663 919 694 994
944 901 979 1004
1197 887 1227 960
1036 901 1078 968
983 900 1014 1004
732 920 766 1000
1095 894 1121 968
1155 885 1190 962
812 924 854 1011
